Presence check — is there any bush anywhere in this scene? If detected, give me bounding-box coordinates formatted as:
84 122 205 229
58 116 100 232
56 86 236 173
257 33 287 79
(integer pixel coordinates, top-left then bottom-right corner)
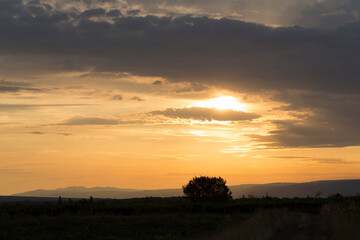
183 176 232 201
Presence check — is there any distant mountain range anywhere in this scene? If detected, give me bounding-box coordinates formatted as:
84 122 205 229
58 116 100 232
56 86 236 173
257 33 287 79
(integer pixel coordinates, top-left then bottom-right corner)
10 179 360 199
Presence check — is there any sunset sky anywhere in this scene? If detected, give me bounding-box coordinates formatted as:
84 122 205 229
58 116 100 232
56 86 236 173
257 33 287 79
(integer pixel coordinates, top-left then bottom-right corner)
1 0 360 195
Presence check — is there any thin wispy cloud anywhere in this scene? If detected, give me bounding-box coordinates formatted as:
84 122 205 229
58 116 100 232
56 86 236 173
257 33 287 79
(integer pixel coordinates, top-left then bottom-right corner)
59 117 120 126
28 131 44 135
59 117 146 125
130 96 145 102
0 104 90 112
151 107 260 122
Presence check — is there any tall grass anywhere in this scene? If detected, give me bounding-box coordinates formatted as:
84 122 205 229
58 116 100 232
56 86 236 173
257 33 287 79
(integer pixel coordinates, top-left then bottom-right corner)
322 200 360 240
200 209 289 240
1 196 360 239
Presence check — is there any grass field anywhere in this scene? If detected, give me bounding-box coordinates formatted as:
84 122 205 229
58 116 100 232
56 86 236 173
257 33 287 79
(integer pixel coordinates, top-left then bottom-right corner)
1 196 359 239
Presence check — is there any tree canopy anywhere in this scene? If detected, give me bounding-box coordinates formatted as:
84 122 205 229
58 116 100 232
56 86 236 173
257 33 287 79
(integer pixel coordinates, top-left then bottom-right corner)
182 176 232 201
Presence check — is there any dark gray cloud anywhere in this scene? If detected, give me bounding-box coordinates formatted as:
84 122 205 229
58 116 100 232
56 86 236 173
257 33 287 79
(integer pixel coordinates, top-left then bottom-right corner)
294 0 360 28
152 80 162 85
1 2 359 94
255 119 360 148
253 92 360 148
106 9 122 17
80 8 106 18
126 9 141 16
1 0 360 148
0 80 30 86
0 86 42 93
151 107 260 121
41 0 360 28
0 80 43 93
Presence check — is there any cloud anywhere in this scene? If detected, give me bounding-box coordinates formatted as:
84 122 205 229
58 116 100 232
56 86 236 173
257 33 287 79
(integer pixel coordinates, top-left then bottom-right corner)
254 118 360 148
0 104 88 112
0 80 43 93
271 156 349 164
80 8 106 18
151 107 260 121
293 0 360 28
33 0 360 28
28 131 44 134
0 80 30 86
311 158 350 164
0 86 41 93
152 80 162 85
1 0 360 148
0 104 44 111
1 3 360 95
252 91 360 148
59 117 145 125
57 133 72 136
175 83 209 93
106 9 122 17
130 96 145 101
60 117 120 125
126 9 141 16
28 131 73 136
112 95 123 100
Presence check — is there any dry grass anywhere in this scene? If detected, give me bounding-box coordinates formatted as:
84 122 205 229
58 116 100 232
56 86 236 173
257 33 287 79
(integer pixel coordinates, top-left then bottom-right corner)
200 202 360 240
198 208 290 240
322 201 360 240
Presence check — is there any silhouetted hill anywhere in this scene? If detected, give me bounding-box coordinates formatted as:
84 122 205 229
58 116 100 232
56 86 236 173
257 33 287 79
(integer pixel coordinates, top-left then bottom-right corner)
12 186 182 199
233 180 360 198
11 179 360 199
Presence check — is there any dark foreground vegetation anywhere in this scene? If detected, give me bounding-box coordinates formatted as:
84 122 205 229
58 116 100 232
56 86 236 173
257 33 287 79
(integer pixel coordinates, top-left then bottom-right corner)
1 195 360 239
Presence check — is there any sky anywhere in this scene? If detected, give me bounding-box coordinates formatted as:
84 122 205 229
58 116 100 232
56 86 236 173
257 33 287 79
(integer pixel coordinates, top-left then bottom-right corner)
1 0 360 195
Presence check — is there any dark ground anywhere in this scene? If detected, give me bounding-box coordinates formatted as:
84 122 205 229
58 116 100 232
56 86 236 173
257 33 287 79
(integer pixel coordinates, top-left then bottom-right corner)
0 196 359 240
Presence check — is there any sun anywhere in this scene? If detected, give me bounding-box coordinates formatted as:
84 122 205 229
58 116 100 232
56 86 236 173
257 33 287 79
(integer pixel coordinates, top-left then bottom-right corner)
194 96 247 112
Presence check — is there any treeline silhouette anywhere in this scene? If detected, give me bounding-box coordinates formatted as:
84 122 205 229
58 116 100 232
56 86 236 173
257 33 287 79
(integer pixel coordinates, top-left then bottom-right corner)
1 194 357 217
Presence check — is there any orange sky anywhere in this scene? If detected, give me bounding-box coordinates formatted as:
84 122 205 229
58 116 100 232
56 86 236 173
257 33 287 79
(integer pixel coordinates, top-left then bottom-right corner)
1 0 360 195
1 72 359 195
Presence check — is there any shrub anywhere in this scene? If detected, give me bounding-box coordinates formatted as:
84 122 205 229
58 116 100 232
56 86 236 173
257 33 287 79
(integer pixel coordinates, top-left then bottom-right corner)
183 176 232 201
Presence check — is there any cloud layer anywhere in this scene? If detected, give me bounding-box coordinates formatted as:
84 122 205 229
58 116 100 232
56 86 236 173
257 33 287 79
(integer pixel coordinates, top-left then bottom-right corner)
19 0 360 28
1 1 360 94
0 80 43 93
254 92 360 148
152 107 260 121
1 0 360 148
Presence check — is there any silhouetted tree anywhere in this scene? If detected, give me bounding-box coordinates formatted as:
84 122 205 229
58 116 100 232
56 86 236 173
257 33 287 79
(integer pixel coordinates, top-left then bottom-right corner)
315 190 322 198
57 196 62 205
183 176 232 201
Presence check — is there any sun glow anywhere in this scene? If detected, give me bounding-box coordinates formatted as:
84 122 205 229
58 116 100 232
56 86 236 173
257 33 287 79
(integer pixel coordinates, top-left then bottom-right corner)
194 96 247 112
